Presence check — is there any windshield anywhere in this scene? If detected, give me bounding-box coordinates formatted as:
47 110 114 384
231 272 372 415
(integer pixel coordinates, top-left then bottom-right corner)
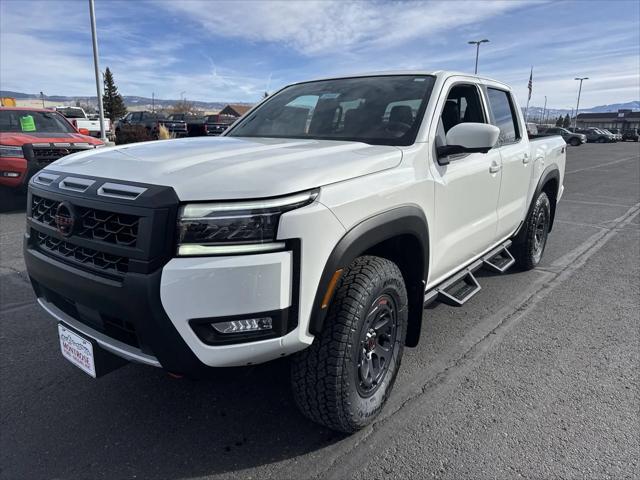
227 75 435 146
0 110 75 134
56 107 85 118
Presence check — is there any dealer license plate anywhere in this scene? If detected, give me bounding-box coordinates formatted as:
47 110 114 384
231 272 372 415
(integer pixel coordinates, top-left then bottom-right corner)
58 324 96 377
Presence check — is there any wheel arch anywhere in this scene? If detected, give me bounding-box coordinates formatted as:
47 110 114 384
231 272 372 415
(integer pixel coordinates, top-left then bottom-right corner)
309 206 429 347
514 164 560 245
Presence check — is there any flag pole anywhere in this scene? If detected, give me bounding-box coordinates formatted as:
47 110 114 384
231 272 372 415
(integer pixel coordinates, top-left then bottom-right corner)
525 66 533 123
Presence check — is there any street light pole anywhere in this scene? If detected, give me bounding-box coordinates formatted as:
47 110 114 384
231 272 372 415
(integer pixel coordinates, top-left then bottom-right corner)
542 95 547 124
573 77 589 130
89 0 106 142
468 39 489 74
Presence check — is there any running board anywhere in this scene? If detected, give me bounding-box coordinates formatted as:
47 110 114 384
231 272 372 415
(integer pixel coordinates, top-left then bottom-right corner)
435 268 481 306
424 240 514 308
482 244 515 273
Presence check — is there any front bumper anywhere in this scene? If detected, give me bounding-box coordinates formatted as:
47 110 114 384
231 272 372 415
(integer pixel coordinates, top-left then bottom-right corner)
25 238 303 371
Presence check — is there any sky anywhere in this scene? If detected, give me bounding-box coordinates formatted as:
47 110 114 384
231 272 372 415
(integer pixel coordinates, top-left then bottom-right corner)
1 0 638 109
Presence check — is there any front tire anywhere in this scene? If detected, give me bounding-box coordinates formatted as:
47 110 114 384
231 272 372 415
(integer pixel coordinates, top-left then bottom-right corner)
569 137 580 147
513 191 551 270
291 256 408 433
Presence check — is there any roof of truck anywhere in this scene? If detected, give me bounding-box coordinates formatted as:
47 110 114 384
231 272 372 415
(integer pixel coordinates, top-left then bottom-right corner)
296 70 510 88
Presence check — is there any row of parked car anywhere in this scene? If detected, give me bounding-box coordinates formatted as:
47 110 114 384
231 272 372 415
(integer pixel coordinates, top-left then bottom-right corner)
114 111 237 139
531 125 639 146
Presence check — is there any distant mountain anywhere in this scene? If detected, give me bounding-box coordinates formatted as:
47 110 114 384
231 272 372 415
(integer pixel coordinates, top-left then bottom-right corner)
2 90 637 117
521 101 639 121
0 91 252 110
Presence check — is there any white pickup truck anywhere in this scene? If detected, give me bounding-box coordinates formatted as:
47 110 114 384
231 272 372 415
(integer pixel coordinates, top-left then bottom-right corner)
54 106 112 140
25 71 565 433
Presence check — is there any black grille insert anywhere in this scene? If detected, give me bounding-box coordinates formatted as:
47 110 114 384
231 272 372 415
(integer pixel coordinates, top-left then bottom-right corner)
31 195 140 247
35 231 129 274
38 284 140 348
32 147 91 166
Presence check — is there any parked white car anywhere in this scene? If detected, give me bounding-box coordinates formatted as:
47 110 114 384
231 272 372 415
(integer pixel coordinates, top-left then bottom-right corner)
54 106 112 140
26 71 565 432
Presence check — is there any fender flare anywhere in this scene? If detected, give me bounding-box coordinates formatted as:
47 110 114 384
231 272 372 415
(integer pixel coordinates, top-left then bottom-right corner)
308 206 429 339
514 164 560 243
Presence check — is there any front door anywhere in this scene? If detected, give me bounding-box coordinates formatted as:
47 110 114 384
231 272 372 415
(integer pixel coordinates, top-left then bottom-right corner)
430 82 502 282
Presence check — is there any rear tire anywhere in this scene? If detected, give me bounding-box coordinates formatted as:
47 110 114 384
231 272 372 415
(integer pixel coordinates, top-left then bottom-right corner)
513 191 551 271
291 256 408 433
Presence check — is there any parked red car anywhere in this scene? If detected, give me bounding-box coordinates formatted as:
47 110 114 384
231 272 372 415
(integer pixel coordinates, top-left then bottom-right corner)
0 107 104 192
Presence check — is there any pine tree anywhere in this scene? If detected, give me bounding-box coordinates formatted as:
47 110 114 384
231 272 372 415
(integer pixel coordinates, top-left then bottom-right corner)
562 114 571 128
102 67 127 121
555 116 563 127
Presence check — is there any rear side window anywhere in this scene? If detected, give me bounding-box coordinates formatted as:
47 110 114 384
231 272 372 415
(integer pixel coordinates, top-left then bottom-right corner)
487 88 520 144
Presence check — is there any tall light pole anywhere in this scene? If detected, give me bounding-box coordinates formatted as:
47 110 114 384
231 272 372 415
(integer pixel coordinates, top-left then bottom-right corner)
573 77 589 130
468 39 489 74
542 95 547 124
89 0 106 142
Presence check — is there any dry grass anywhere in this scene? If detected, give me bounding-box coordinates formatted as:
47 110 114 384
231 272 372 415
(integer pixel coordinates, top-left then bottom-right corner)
157 124 172 140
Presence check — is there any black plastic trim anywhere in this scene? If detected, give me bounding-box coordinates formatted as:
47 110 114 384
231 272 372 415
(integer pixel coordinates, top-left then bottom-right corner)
513 164 560 243
309 206 429 339
25 242 213 376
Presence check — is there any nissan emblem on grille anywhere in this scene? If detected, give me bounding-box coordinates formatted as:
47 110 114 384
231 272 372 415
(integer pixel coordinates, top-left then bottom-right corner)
54 202 76 237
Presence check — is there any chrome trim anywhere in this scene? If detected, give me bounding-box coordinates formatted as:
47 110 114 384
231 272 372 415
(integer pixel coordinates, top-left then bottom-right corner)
37 297 162 368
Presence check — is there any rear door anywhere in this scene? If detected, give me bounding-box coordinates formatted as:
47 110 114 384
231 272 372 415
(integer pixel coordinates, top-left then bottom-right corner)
429 80 502 281
484 86 531 240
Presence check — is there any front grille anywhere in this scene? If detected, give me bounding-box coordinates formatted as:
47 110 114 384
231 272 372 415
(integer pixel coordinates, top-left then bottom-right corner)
32 147 89 166
31 195 140 247
35 231 129 274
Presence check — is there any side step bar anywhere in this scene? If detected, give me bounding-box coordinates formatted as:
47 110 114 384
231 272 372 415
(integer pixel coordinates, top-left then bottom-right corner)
436 268 481 306
483 245 515 273
424 241 515 308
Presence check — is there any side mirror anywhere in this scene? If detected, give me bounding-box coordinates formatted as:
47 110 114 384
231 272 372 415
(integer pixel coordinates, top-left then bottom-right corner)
437 123 500 165
78 128 90 135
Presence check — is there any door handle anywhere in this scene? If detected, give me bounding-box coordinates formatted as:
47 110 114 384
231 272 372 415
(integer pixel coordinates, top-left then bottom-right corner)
522 154 530 164
489 163 501 173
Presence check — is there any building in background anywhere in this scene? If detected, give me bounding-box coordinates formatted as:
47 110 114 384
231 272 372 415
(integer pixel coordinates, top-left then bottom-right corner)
576 109 640 131
219 104 253 117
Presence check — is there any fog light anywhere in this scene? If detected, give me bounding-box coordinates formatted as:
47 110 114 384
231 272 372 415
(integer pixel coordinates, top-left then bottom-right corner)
1 171 20 178
212 317 273 334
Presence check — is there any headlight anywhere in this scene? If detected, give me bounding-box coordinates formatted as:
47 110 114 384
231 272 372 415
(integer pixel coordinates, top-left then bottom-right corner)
0 146 24 158
177 189 318 256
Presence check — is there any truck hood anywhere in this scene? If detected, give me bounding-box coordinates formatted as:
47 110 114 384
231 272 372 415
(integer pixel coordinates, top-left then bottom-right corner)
0 131 102 146
46 136 402 200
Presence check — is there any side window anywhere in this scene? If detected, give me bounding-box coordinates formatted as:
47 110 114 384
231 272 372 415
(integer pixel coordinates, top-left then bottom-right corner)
487 88 520 144
132 112 142 121
440 84 486 135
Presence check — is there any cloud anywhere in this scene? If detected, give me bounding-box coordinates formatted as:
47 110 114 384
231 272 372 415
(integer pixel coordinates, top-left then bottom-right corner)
162 0 532 55
1 0 637 106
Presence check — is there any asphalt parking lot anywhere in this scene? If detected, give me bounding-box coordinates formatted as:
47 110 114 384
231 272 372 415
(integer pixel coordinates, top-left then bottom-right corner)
1 142 638 479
